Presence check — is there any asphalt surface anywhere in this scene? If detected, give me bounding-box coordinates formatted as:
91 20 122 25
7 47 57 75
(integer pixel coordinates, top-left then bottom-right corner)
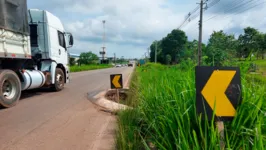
0 67 134 150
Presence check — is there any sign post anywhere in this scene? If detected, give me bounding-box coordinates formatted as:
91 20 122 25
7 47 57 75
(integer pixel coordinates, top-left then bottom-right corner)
110 74 123 103
195 66 242 149
217 121 225 149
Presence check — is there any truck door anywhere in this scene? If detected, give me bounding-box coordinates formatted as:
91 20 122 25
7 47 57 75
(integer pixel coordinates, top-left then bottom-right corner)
57 31 68 65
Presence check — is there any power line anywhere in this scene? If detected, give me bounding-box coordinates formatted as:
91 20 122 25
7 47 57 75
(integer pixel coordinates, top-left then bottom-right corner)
204 0 261 22
225 0 259 13
178 12 197 29
207 0 220 8
222 0 247 11
224 1 266 19
205 0 250 14
178 0 221 29
187 0 265 35
177 3 201 29
191 5 200 14
179 0 265 48
204 0 264 22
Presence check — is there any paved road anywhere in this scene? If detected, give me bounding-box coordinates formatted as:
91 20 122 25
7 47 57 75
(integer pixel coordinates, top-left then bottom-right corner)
0 67 134 150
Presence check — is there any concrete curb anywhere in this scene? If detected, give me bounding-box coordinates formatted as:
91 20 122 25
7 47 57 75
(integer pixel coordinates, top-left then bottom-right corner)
87 67 135 113
88 90 132 113
124 65 135 88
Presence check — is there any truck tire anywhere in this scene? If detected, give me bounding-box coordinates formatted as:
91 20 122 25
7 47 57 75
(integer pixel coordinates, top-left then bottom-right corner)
52 68 65 91
0 70 21 108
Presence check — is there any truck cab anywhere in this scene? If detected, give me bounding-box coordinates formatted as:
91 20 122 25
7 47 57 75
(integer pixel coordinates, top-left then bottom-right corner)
0 0 74 108
28 9 74 88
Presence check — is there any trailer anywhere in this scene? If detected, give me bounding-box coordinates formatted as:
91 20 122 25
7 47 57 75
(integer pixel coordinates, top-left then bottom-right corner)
0 0 74 108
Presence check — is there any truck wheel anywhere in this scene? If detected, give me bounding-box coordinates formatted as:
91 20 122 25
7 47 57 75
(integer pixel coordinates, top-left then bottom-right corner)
0 70 21 108
52 68 65 91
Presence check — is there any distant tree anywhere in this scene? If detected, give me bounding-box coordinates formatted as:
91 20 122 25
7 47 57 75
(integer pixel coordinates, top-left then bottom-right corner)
205 30 236 66
262 34 266 59
226 35 238 59
165 54 172 65
78 52 99 65
236 36 245 60
238 27 259 60
161 29 187 64
149 40 164 63
185 40 197 60
255 33 266 59
69 57 76 66
184 40 207 62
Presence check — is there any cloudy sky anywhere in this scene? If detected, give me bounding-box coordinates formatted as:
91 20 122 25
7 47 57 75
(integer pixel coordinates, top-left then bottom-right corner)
27 0 266 58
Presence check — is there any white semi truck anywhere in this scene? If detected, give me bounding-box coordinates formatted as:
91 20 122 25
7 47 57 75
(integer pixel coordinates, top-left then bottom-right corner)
0 0 74 108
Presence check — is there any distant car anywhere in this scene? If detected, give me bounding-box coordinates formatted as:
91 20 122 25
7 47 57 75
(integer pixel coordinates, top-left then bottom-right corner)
115 64 122 67
128 63 133 67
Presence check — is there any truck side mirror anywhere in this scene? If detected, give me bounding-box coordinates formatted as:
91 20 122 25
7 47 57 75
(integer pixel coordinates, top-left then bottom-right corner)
65 32 74 48
69 34 74 46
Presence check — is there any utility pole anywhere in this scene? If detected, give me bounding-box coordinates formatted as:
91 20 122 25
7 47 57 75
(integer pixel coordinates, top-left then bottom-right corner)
114 53 116 64
144 52 147 60
147 48 150 62
100 20 106 63
155 41 157 63
197 0 204 66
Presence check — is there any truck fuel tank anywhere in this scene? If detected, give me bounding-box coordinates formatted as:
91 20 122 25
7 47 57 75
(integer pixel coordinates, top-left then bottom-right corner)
20 70 45 90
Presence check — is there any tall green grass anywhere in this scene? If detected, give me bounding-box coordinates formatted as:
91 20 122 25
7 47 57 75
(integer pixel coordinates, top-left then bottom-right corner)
253 59 266 66
70 64 112 72
116 63 266 150
246 74 266 84
254 59 266 75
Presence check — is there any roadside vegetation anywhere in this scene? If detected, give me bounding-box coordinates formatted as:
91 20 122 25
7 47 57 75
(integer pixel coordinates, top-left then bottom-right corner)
244 59 266 83
148 26 266 82
149 27 266 66
116 62 266 150
116 26 266 149
70 64 112 72
69 51 112 72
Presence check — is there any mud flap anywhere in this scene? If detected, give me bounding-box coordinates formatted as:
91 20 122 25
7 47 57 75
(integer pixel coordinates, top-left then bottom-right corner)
40 60 57 84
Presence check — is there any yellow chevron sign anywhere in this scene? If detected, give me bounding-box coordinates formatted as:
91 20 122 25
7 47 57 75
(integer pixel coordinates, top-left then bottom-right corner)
196 66 242 121
201 70 236 116
110 74 123 89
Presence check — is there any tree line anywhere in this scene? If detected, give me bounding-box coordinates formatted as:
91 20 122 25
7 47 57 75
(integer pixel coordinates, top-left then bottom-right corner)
69 52 99 66
149 27 266 66
68 51 131 66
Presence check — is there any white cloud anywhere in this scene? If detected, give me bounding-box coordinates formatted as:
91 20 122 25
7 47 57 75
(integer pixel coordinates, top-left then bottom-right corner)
28 0 266 58
60 0 187 58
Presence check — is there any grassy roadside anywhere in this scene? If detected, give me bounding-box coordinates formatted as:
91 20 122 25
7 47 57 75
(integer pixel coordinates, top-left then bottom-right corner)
116 67 142 150
116 62 266 150
254 59 266 76
246 74 266 83
246 59 266 83
70 64 112 72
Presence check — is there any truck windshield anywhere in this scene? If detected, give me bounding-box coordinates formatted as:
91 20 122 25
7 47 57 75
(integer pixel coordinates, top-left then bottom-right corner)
29 24 38 47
